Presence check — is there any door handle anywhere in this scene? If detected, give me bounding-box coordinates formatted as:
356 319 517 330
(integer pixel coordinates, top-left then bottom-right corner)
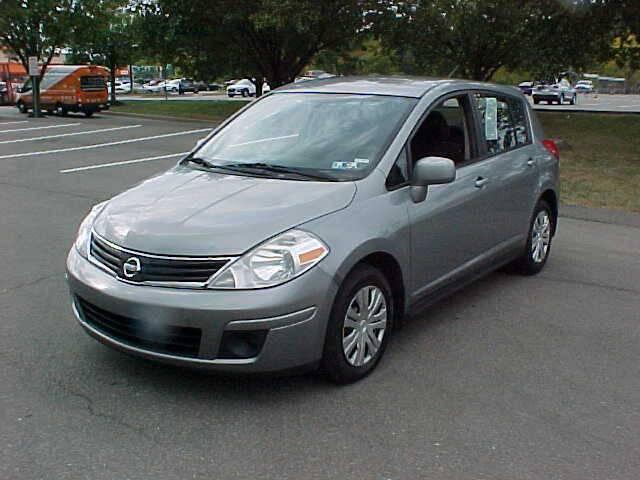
474 177 489 188
527 158 536 167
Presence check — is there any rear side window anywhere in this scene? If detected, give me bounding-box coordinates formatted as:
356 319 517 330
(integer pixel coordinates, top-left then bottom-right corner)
475 94 530 155
81 76 106 91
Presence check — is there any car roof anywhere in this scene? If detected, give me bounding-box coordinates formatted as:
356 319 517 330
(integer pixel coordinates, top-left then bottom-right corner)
275 76 515 98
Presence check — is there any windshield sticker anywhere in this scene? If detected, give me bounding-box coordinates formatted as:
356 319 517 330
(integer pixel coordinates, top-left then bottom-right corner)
332 161 359 170
484 97 498 141
354 158 370 165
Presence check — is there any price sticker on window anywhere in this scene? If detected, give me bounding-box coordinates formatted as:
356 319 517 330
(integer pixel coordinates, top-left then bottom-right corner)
484 97 498 141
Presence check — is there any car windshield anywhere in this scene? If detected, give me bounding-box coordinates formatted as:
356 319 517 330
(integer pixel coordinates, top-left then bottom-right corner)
191 93 416 181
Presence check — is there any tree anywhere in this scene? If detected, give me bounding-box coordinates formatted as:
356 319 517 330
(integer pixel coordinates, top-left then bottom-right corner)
142 0 364 94
0 0 87 114
371 0 618 82
68 1 136 104
130 2 181 83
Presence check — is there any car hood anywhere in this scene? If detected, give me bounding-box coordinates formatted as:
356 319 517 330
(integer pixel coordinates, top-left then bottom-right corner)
93 166 356 256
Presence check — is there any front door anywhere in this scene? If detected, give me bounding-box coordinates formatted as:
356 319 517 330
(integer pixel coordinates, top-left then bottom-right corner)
406 93 499 301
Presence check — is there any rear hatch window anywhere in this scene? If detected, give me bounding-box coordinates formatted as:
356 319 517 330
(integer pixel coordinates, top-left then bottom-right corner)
81 76 106 91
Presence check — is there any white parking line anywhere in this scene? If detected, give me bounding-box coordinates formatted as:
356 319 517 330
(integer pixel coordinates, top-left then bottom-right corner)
0 124 142 144
0 120 29 126
60 152 190 173
0 122 81 134
0 128 211 159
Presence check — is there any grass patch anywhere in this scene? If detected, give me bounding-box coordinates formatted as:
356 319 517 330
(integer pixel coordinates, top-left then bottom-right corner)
112 101 639 212
112 100 248 122
539 112 640 212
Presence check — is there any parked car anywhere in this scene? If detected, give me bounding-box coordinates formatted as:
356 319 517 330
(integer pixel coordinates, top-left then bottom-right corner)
226 79 270 97
142 80 166 93
16 65 109 117
574 80 594 93
108 80 131 94
532 81 577 105
295 70 336 83
207 82 222 91
517 81 534 95
193 80 208 92
227 78 256 97
166 78 199 94
67 76 559 383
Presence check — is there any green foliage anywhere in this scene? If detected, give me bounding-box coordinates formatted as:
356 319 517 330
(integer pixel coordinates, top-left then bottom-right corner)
314 37 401 76
370 0 621 81
144 0 364 86
0 0 88 75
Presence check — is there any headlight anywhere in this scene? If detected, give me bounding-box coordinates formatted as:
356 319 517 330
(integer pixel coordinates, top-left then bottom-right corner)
74 202 107 259
209 229 329 289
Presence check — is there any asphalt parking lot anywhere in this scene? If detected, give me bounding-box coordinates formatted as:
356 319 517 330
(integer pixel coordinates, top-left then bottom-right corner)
1 106 639 480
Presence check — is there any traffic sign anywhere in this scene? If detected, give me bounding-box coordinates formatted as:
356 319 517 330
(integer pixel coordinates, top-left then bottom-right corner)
28 56 39 76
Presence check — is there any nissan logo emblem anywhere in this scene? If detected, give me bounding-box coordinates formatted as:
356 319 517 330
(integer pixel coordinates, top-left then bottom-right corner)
123 257 141 278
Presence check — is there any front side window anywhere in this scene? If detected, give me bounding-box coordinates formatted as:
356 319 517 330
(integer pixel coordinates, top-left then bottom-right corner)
475 94 531 155
21 78 32 93
410 96 471 166
192 93 417 181
386 148 409 189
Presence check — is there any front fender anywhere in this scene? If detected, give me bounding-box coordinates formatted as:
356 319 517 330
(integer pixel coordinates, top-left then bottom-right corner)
301 184 411 312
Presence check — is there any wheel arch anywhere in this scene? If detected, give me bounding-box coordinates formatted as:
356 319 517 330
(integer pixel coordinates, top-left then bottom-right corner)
335 249 406 323
540 189 558 235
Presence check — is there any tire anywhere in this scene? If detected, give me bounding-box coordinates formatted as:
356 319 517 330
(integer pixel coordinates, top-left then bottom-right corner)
228 93 234 98
84 111 94 118
172 87 178 93
511 199 554 275
533 98 539 105
322 264 394 384
241 89 248 97
17 101 28 114
55 104 68 116
569 94 576 105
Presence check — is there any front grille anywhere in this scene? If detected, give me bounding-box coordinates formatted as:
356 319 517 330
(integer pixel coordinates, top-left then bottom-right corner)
89 233 230 286
77 297 202 357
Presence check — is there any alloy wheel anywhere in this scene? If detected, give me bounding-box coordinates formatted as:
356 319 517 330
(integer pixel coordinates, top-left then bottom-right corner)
342 285 388 367
531 210 551 263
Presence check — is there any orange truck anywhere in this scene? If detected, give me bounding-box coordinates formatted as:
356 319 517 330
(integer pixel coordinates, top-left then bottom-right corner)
15 65 110 117
0 62 28 105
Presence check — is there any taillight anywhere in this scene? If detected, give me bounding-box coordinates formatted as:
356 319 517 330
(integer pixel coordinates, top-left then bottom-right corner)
542 139 559 160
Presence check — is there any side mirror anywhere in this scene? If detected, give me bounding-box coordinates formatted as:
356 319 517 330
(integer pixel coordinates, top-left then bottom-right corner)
410 156 456 203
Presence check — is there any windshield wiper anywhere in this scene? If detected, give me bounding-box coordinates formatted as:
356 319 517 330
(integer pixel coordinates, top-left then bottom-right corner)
187 158 334 181
186 156 216 168
225 162 334 181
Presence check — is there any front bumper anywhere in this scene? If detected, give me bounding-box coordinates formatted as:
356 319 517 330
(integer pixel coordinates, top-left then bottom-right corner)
66 247 338 372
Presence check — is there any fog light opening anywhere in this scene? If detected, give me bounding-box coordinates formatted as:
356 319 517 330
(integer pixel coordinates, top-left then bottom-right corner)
218 330 268 359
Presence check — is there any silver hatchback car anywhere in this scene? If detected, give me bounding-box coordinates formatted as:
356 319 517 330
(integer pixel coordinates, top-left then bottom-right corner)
67 77 559 383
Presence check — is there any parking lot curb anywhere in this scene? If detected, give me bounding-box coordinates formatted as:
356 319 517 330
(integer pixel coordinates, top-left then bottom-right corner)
103 110 220 125
560 203 640 228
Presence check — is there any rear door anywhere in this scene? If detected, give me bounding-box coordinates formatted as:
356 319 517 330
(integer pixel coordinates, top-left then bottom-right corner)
472 91 539 244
